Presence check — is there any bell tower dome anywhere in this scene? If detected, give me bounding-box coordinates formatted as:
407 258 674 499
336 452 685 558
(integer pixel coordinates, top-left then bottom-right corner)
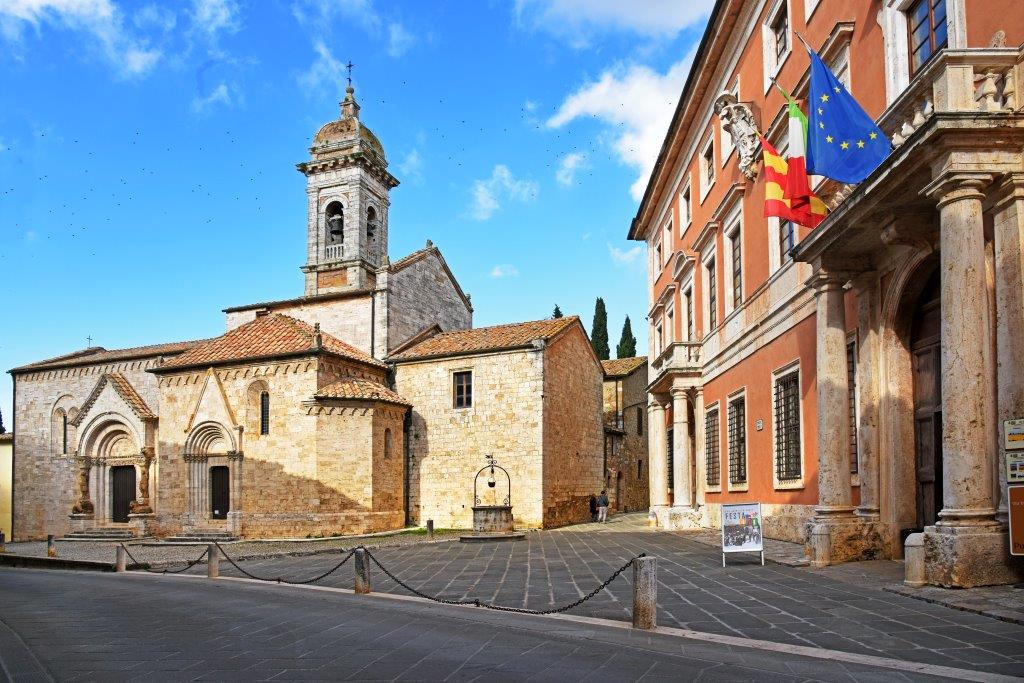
297 84 399 295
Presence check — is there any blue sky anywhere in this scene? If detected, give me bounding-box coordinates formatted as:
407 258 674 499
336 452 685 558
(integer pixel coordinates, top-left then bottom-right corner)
0 0 713 423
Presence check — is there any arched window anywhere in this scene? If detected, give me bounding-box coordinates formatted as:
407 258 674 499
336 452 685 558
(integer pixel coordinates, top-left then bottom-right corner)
383 428 392 458
260 391 270 436
51 408 66 455
366 206 377 239
325 201 344 244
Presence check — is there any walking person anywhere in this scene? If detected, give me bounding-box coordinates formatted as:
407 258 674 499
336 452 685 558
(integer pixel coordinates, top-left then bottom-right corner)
597 490 609 523
589 493 598 522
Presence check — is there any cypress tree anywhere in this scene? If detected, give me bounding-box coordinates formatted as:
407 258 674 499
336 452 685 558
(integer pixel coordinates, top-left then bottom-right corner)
552 305 563 319
591 297 610 360
616 316 637 358
0 407 5 434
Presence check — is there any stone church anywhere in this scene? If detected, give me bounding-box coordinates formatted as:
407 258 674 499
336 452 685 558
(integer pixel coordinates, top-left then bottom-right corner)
9 85 606 540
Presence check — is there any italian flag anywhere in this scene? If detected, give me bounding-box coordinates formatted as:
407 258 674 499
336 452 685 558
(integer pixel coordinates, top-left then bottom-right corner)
762 87 827 228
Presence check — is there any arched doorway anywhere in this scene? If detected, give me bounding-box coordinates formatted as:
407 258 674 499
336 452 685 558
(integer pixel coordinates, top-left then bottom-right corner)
911 271 942 530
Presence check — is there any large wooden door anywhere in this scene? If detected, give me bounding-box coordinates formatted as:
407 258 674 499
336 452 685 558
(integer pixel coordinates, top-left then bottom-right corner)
210 466 230 520
111 466 136 523
912 273 942 530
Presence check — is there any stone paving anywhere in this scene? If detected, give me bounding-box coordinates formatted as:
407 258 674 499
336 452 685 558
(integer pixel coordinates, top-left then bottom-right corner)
0 567 945 682
159 518 1024 678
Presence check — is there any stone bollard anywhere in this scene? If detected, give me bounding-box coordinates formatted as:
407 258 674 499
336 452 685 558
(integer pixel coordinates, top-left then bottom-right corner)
207 544 220 578
47 534 57 558
632 556 657 630
354 548 371 594
903 533 926 587
0 531 6 553
426 519 434 540
115 546 127 572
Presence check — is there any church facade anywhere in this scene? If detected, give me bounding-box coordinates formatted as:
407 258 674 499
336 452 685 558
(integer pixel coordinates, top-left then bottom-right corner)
8 85 606 540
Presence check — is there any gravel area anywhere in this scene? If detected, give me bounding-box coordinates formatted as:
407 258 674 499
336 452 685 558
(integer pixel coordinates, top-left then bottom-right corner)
4 528 468 568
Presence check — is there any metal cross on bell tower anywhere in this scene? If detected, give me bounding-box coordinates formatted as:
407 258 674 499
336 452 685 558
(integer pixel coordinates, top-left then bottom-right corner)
345 61 355 87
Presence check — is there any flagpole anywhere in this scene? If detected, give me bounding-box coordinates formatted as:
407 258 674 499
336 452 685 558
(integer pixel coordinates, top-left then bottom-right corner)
794 31 815 53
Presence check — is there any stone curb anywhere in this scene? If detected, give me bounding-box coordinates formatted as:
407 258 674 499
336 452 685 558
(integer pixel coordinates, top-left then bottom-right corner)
0 554 114 572
884 583 1024 626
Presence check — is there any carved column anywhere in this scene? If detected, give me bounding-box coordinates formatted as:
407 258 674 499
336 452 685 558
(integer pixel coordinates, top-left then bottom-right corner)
810 268 856 520
71 456 94 515
670 387 692 509
992 173 1024 523
648 398 669 508
853 273 881 520
693 387 706 507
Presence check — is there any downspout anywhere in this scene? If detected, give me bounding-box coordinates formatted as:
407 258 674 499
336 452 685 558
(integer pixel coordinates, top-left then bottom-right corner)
9 374 15 541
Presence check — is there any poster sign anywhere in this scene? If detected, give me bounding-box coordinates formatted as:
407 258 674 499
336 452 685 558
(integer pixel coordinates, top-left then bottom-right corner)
721 502 764 566
1005 419 1024 451
1009 486 1024 557
1009 452 1024 485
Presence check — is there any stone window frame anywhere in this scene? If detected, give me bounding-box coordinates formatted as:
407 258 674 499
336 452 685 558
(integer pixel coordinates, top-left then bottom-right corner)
879 0 965 105
704 401 722 492
726 388 749 492
665 301 675 346
772 359 806 490
681 276 695 342
699 133 716 202
679 182 692 236
701 245 718 336
259 391 270 436
452 368 473 410
805 0 823 22
50 395 77 457
847 334 861 483
762 0 793 94
722 202 744 317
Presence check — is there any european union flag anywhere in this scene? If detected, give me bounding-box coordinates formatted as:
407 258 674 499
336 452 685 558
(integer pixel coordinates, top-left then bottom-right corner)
806 49 890 184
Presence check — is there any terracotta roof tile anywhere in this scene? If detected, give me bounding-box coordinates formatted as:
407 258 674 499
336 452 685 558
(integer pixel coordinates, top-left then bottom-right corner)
315 378 411 406
601 357 648 378
0 432 12 443
11 340 201 374
390 316 580 362
70 373 155 426
158 314 385 371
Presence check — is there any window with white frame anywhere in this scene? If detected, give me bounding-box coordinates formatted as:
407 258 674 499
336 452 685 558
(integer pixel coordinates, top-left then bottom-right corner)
728 394 747 485
699 136 715 199
831 43 851 92
774 367 802 482
683 284 694 342
805 0 822 21
847 340 859 474
703 249 718 332
679 184 692 234
655 240 663 272
654 320 664 357
907 0 948 75
666 303 675 345
763 0 791 89
705 406 721 488
723 211 743 314
663 220 673 265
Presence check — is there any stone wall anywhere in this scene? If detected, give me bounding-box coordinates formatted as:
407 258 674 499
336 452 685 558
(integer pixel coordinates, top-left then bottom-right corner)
226 296 376 358
388 249 472 350
395 349 545 529
11 358 162 540
603 367 650 513
542 327 604 527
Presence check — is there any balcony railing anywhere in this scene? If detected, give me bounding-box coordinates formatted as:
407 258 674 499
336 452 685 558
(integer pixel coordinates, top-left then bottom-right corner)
650 341 702 378
325 244 345 261
880 47 1022 148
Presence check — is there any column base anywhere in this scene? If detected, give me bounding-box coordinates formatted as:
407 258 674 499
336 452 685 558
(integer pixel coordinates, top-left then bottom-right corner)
127 513 156 537
806 517 883 567
227 511 243 537
68 514 95 533
649 505 703 530
921 524 1024 588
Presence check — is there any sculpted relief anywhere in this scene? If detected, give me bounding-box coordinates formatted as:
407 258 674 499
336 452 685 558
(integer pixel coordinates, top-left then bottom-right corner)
714 92 760 181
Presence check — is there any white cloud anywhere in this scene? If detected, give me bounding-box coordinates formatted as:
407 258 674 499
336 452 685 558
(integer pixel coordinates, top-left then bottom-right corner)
387 22 414 57
608 243 643 266
490 264 519 279
515 0 713 47
191 0 239 37
0 0 161 77
133 4 175 33
548 52 695 199
555 152 588 187
470 164 538 221
298 39 346 95
397 148 423 183
523 100 537 112
191 81 232 112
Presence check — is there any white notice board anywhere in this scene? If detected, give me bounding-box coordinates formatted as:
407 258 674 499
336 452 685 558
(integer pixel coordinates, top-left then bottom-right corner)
721 502 764 566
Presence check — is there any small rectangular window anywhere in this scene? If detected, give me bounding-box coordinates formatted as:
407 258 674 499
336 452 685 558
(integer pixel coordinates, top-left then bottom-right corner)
848 342 859 474
701 140 715 191
680 186 691 229
453 371 473 408
774 371 802 481
705 408 720 487
772 4 789 63
707 258 718 330
637 406 644 436
684 289 694 341
667 428 674 491
637 459 643 479
779 221 795 263
730 230 743 309
908 0 948 74
259 392 270 436
728 396 747 484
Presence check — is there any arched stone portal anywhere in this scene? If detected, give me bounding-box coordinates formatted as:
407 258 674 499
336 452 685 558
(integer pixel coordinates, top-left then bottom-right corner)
76 414 145 525
183 421 243 531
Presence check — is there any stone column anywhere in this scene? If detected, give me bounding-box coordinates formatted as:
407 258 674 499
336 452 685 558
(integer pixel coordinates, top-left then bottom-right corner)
670 387 692 509
648 398 669 508
811 268 855 520
853 274 881 520
920 172 1020 587
694 388 706 507
992 173 1024 524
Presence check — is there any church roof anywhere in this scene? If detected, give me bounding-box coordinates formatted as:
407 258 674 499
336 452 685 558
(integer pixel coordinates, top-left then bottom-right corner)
315 377 411 407
71 373 156 426
601 357 648 379
10 340 201 374
156 313 385 372
390 316 581 362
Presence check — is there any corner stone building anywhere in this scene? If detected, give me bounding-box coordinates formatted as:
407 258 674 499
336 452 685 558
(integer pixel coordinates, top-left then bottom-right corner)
9 86 603 540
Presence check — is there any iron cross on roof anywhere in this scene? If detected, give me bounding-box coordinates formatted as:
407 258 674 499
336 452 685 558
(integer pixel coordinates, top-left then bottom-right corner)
345 61 355 87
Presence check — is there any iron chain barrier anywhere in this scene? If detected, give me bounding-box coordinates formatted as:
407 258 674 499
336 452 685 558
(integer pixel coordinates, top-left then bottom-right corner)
212 541 356 585
119 543 208 574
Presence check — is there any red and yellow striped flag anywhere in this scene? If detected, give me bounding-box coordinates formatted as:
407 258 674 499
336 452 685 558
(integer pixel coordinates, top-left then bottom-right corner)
760 135 827 228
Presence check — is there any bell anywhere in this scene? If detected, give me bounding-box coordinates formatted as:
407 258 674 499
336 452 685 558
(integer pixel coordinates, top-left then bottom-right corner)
327 215 344 236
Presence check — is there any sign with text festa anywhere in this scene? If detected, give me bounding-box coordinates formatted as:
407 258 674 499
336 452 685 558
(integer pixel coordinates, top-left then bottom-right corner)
721 502 764 566
1009 485 1024 557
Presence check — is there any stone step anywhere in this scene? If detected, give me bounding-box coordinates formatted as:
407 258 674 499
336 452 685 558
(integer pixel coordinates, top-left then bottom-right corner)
63 529 137 541
162 530 238 543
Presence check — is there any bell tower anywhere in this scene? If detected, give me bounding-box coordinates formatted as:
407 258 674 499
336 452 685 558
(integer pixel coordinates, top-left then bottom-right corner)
297 82 399 295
